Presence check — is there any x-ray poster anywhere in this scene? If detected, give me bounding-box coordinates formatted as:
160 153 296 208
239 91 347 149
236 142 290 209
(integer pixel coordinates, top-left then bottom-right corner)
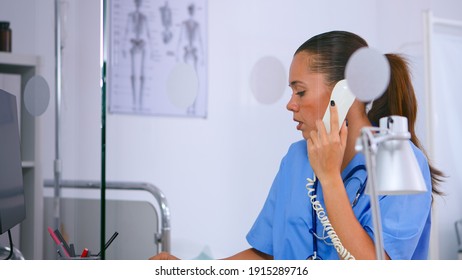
108 0 208 118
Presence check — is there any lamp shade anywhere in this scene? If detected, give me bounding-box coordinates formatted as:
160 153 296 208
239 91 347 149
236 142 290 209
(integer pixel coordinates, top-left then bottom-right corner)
374 116 427 195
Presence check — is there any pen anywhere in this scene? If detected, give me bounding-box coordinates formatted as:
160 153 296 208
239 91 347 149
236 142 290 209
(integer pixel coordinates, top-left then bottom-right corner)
47 227 70 258
57 244 70 259
54 228 72 257
69 243 76 257
96 231 119 256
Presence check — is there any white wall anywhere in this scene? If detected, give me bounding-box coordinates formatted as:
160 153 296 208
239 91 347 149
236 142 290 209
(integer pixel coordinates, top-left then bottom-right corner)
1 0 461 259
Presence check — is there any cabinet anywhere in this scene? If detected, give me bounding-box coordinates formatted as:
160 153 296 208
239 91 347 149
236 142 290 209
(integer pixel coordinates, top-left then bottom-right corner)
0 52 44 259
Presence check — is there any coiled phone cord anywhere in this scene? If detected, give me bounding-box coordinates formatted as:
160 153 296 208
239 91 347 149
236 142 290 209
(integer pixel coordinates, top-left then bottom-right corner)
306 176 355 260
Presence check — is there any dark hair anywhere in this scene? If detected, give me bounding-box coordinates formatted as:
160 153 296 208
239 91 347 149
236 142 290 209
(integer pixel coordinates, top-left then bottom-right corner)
368 54 444 195
296 31 444 196
295 31 368 86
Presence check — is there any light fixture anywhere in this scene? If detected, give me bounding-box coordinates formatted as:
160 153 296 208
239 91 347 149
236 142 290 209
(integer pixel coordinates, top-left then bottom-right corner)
374 116 427 195
346 47 427 260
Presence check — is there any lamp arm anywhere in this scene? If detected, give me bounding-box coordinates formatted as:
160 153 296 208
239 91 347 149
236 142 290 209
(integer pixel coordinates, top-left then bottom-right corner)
360 127 411 153
360 131 386 260
361 127 382 153
376 133 410 142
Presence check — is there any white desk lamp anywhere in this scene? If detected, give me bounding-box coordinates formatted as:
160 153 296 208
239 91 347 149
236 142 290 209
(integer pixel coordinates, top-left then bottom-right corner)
345 48 427 260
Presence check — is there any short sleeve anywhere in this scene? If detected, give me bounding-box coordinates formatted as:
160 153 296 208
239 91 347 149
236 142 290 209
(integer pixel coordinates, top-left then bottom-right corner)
245 159 285 256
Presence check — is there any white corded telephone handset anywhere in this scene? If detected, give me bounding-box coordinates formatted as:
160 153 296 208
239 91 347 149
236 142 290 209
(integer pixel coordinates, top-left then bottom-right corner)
322 79 356 133
307 79 356 260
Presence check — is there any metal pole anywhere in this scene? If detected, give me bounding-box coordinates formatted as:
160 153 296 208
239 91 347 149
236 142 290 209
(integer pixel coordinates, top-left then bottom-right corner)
362 132 385 260
53 0 63 247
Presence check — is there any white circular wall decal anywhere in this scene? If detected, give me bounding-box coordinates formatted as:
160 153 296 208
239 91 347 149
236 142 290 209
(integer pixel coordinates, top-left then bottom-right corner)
345 47 390 102
250 56 286 104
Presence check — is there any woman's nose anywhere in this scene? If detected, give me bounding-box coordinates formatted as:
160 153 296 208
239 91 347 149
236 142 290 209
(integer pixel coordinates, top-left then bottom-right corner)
286 95 299 112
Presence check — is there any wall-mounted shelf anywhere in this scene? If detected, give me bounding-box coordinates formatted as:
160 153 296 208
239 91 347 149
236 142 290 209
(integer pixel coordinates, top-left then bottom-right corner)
0 52 39 68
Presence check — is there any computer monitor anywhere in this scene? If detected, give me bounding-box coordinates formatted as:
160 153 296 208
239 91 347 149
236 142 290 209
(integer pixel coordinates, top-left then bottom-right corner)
0 89 26 234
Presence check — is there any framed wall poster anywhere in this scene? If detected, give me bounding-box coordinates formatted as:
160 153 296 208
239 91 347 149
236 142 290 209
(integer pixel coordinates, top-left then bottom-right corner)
108 0 207 118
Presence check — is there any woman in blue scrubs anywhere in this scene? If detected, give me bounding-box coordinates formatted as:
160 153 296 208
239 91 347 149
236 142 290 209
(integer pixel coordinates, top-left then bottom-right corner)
150 31 443 260
243 31 444 260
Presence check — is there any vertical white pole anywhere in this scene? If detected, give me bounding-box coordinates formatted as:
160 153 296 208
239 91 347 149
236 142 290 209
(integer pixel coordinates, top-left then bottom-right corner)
423 11 440 260
423 9 439 260
423 10 435 168
53 0 62 255
362 132 385 260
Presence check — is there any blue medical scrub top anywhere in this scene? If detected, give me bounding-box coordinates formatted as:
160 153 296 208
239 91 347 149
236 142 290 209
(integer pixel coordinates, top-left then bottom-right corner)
246 140 432 260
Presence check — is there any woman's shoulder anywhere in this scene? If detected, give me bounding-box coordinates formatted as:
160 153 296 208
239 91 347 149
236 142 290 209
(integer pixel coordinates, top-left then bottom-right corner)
409 141 429 165
408 141 432 184
287 139 306 151
277 140 313 178
281 140 308 164
284 140 307 157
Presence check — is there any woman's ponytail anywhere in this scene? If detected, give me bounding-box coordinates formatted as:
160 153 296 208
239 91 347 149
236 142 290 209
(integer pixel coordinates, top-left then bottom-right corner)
367 53 444 196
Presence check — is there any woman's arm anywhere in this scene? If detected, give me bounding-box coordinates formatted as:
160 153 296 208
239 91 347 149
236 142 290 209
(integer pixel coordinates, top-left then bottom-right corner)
307 103 390 259
320 175 390 259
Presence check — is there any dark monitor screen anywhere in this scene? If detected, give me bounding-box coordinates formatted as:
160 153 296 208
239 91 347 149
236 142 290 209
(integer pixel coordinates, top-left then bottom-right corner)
0 89 25 234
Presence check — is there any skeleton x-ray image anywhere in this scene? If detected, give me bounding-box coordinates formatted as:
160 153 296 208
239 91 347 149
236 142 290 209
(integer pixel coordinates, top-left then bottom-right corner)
177 3 203 70
108 0 208 118
159 1 173 44
176 3 204 115
123 0 153 111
